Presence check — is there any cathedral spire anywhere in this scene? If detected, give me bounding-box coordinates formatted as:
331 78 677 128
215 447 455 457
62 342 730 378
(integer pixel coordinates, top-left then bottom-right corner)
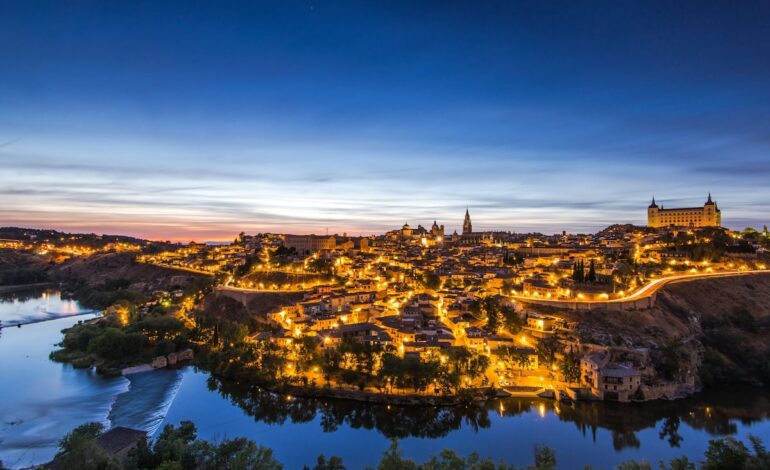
463 208 472 234
649 196 658 209
706 192 713 204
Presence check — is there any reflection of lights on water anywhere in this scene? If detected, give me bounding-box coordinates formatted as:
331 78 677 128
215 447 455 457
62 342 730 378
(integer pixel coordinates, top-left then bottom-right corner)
538 403 546 418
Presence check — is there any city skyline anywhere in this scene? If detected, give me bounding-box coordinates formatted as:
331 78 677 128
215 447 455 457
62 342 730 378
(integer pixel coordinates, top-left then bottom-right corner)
2 1 770 240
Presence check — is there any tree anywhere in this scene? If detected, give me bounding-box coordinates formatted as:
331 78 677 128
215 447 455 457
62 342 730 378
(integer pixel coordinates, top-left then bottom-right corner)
313 455 346 470
587 260 597 283
482 297 504 333
702 436 749 470
533 445 557 470
203 437 282 470
377 440 417 470
535 336 561 368
614 461 652 470
559 349 581 385
55 422 118 470
421 272 441 291
663 457 696 470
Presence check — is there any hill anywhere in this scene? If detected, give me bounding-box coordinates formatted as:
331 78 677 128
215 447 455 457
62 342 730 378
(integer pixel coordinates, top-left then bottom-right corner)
568 273 770 390
51 252 209 293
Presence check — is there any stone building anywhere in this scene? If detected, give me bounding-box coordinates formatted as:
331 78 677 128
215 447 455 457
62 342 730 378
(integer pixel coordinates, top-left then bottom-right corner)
647 194 721 228
283 235 337 254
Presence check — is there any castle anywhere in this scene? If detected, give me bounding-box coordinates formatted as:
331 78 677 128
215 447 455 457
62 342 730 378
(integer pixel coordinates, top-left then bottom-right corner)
647 194 721 228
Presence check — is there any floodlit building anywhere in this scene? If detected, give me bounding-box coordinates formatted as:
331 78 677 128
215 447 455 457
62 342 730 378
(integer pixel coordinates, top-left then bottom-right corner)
283 235 336 254
647 194 721 228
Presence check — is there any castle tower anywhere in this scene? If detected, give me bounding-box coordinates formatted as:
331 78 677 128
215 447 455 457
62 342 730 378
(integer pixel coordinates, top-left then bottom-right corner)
463 208 472 234
647 197 659 227
703 193 721 227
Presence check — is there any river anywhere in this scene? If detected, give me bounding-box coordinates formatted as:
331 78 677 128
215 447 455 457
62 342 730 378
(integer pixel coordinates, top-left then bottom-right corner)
1 289 769 469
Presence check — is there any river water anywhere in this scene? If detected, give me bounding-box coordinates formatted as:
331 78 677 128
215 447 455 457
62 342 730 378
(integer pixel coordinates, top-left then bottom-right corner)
1 289 769 469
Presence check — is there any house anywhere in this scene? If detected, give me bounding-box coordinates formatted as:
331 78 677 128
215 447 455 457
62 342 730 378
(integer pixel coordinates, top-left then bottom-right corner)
47 427 147 468
581 351 642 402
526 314 557 332
96 427 147 459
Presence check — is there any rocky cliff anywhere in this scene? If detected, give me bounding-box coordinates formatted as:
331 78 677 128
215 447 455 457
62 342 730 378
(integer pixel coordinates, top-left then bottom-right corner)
566 273 770 394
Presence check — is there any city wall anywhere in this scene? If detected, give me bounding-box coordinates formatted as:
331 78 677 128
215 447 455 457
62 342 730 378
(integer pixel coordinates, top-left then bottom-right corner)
516 294 656 311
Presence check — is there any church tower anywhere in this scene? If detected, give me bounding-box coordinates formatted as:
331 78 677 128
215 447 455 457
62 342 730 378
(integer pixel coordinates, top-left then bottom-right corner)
463 208 472 234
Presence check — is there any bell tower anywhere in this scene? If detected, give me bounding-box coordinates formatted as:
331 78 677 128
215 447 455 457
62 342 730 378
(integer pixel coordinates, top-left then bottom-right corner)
463 208 472 234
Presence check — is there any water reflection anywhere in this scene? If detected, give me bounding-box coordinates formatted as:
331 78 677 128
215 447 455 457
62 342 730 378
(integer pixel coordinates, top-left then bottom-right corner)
0 288 96 327
206 375 770 451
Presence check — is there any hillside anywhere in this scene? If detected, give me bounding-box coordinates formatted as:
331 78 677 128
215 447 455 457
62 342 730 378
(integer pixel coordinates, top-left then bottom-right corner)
51 252 209 293
567 273 770 389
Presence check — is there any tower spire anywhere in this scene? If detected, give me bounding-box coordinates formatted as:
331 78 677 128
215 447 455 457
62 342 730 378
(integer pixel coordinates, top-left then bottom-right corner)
463 207 472 234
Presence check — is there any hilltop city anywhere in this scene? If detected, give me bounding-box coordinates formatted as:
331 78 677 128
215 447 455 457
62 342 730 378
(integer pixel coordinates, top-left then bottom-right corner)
2 194 769 407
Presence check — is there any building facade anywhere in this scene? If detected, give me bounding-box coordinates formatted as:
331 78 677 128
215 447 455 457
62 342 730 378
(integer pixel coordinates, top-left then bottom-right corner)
647 194 721 228
283 235 336 255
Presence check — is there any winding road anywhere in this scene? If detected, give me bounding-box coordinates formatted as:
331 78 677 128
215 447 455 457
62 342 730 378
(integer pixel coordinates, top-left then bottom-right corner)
513 269 770 308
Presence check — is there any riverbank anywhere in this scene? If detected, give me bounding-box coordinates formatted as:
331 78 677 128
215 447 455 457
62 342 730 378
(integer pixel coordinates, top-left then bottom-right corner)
3 292 770 469
0 282 56 294
257 381 499 407
0 309 97 329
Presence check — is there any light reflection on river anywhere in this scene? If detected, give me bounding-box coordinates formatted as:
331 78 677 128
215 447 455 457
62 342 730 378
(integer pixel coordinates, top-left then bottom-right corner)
1 289 770 469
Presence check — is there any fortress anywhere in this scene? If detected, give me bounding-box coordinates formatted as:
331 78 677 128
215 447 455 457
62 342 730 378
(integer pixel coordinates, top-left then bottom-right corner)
647 194 721 228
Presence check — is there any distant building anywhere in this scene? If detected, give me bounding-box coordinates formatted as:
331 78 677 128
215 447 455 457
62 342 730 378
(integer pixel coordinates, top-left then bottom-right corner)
401 222 413 239
283 235 336 255
647 194 721 228
463 208 473 234
430 220 445 241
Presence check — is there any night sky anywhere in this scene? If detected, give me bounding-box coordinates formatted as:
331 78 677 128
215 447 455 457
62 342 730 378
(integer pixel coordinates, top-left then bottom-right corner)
2 1 769 240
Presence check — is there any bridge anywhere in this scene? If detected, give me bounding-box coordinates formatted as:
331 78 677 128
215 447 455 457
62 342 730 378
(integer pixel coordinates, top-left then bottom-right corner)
513 269 770 311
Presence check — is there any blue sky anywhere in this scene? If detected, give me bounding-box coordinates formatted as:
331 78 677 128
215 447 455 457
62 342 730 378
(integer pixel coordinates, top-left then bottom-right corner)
1 1 769 240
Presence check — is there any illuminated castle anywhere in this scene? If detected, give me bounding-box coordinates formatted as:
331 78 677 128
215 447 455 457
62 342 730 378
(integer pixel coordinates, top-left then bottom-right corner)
647 194 721 228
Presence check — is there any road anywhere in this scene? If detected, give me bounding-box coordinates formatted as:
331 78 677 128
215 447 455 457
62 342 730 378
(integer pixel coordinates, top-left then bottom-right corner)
138 261 215 277
513 269 770 305
217 285 309 294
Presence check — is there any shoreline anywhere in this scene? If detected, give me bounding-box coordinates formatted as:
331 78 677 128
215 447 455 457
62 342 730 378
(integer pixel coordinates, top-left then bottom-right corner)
1 310 99 329
0 282 56 294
